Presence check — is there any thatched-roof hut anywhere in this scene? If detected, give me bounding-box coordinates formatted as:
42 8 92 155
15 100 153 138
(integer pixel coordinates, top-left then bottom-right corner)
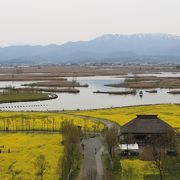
120 115 174 145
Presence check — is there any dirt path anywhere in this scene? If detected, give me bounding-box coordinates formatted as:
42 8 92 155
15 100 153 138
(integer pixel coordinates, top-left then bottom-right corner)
68 114 120 180
67 114 119 129
80 136 103 180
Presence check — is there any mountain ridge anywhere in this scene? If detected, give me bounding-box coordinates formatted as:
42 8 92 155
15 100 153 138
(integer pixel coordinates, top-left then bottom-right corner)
0 33 180 64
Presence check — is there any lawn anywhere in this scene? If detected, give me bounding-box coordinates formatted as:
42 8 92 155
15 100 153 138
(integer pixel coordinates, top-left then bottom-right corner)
0 133 63 179
0 112 104 132
0 92 53 103
71 104 180 129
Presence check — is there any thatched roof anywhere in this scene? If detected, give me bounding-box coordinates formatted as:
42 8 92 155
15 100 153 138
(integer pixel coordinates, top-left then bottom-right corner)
121 115 174 134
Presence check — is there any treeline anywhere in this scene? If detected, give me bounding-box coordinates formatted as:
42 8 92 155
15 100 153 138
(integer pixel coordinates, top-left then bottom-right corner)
58 121 81 180
0 117 59 132
0 116 102 132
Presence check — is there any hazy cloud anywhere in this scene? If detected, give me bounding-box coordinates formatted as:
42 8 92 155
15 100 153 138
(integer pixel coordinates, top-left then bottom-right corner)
0 0 179 46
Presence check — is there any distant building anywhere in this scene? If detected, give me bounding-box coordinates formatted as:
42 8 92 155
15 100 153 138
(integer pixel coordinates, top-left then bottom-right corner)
120 115 174 145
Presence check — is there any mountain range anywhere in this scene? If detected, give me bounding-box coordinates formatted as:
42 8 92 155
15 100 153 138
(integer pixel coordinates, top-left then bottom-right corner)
0 33 180 65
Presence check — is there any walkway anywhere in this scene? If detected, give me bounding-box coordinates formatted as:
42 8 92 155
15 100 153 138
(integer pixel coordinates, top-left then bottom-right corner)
68 114 120 180
80 136 103 180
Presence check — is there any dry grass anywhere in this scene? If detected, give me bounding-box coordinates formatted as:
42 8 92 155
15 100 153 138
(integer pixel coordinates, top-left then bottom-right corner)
106 76 180 89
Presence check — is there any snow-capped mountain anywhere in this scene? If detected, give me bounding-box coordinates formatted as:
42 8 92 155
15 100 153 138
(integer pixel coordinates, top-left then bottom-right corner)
0 33 180 65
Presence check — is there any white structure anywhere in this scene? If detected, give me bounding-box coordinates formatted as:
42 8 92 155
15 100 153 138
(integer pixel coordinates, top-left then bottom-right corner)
119 143 139 151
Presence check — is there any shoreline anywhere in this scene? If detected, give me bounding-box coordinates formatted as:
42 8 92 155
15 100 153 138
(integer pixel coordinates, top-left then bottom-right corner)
0 103 179 112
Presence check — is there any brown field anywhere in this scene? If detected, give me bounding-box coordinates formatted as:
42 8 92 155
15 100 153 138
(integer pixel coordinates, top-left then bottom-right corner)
0 74 67 81
0 65 179 91
106 76 180 89
0 65 179 80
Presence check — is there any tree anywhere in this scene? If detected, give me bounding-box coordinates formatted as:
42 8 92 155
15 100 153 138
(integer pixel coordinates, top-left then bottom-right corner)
71 76 77 89
60 121 81 180
150 133 175 180
104 126 119 167
34 155 47 180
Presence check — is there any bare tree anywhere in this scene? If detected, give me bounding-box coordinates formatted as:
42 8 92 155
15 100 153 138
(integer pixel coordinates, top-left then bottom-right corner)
150 133 175 180
104 126 119 171
52 118 55 132
152 144 164 180
34 154 47 180
104 126 119 159
60 121 81 180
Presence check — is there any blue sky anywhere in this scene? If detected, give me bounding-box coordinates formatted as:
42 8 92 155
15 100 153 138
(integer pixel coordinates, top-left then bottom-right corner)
0 0 179 46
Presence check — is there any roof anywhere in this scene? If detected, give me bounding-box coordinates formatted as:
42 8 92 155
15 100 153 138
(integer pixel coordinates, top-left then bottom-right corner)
121 115 174 134
119 143 139 150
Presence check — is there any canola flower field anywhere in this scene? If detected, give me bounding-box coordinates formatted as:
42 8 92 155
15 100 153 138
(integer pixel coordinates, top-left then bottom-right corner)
0 133 63 180
0 112 104 132
0 112 104 179
0 104 179 179
121 159 157 180
71 104 180 131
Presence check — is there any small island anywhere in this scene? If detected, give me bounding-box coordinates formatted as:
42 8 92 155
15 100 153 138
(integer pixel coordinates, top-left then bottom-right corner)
93 90 137 95
105 76 180 89
167 90 180 94
0 90 57 104
23 80 88 88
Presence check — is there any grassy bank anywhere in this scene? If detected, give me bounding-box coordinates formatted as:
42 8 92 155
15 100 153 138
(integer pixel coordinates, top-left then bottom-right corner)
0 92 57 104
71 104 180 130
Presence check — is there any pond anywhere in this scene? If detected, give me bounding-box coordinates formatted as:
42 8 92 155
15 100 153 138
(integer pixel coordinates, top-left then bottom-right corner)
0 73 180 111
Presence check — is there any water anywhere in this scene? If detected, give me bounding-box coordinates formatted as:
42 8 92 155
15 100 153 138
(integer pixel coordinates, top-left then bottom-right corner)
0 73 180 111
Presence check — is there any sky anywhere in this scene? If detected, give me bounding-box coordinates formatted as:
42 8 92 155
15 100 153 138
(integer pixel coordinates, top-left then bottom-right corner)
0 0 180 46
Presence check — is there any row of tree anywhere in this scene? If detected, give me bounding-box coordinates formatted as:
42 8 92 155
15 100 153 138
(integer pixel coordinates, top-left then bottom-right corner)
59 121 81 180
0 117 101 132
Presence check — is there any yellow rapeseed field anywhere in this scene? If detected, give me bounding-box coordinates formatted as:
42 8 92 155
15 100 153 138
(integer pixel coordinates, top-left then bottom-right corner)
0 133 63 180
121 159 157 179
72 104 180 129
0 112 104 132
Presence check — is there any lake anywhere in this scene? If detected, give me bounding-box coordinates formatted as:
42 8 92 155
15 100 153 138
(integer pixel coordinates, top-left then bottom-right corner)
0 73 180 111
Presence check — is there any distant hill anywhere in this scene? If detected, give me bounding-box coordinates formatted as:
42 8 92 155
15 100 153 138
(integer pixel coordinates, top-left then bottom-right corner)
0 33 180 65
